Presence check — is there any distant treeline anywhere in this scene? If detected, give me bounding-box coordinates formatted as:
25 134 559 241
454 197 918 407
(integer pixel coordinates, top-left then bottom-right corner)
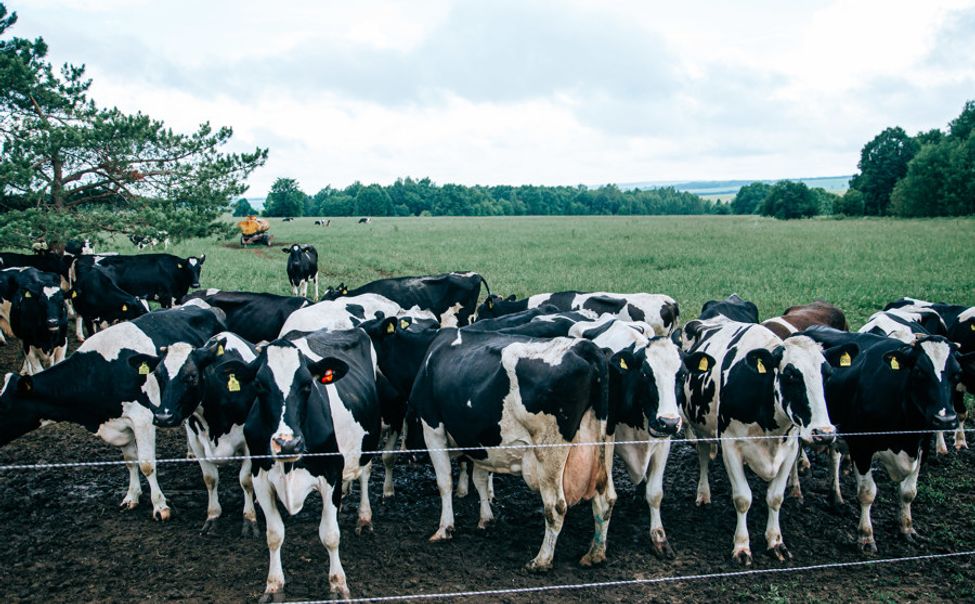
236 178 732 218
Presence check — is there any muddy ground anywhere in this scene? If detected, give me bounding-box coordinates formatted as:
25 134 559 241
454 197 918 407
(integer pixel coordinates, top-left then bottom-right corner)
1 341 974 603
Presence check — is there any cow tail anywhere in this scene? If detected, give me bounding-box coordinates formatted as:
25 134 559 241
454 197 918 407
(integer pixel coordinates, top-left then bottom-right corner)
479 274 492 299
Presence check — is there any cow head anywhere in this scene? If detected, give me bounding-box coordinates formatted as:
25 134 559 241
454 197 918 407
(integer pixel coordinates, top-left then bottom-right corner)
611 338 713 437
15 274 68 338
182 255 206 288
759 335 836 444
361 315 440 394
238 340 350 462
140 342 214 427
321 282 349 301
473 294 518 321
893 336 961 430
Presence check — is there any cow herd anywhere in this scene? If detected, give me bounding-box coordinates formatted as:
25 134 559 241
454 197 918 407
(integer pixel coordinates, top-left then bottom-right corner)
0 242 973 602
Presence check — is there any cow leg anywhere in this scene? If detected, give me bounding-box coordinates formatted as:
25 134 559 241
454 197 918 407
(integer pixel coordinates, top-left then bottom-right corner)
472 465 494 529
130 410 170 520
290 283 298 297
580 489 613 567
935 431 949 455
722 445 753 565
52 343 66 365
319 482 350 599
797 447 810 473
645 440 674 558
896 458 921 543
488 472 495 501
695 442 712 506
356 461 373 534
765 447 795 561
75 315 86 342
198 458 221 534
787 455 803 502
831 447 845 507
381 428 398 498
456 460 470 498
313 273 319 300
239 457 259 538
424 422 455 541
854 468 878 554
255 473 287 603
119 441 142 510
953 391 968 450
527 455 568 571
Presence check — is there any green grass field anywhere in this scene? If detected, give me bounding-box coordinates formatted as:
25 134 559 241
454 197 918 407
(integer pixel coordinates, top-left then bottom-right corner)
162 215 974 327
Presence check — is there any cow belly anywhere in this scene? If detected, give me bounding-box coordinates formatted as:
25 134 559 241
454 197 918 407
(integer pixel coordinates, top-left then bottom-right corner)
875 449 919 482
562 409 605 507
731 428 797 482
266 464 321 516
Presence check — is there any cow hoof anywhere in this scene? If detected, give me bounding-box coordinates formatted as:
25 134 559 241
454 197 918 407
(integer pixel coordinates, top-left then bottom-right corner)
119 497 139 511
477 517 495 530
153 507 171 522
789 487 804 503
329 575 351 600
525 559 552 573
732 550 752 566
695 494 711 507
258 591 285 603
955 441 968 451
579 550 606 567
355 518 373 535
429 526 454 542
456 485 469 498
383 487 395 499
241 519 260 538
652 539 675 560
936 446 948 456
769 543 792 561
858 540 878 555
201 518 218 535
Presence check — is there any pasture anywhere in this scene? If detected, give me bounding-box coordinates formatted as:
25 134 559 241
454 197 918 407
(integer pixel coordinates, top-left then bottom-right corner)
1 214 974 602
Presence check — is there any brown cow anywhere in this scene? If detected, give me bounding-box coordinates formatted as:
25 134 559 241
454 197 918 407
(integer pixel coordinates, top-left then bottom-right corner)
761 301 849 339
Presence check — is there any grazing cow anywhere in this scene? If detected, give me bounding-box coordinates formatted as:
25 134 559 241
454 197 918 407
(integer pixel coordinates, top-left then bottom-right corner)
68 266 149 341
323 272 490 327
314 219 331 227
476 291 680 336
226 331 381 600
358 217 371 224
762 301 849 339
278 293 404 337
145 332 261 536
181 290 310 344
410 329 615 570
803 327 965 553
129 231 170 250
0 305 226 520
283 244 319 299
683 322 837 564
884 298 975 450
0 268 69 374
859 308 948 342
64 238 94 257
76 253 206 307
281 217 295 222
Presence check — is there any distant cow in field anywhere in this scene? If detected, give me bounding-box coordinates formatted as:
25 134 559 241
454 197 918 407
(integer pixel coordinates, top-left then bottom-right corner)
314 219 331 227
281 217 295 222
358 217 371 224
129 232 170 250
283 244 319 299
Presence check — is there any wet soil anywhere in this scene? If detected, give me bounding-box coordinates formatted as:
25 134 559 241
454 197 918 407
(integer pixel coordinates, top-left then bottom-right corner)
1 341 974 603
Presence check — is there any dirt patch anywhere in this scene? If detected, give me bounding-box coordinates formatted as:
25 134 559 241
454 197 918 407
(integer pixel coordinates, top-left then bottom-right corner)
1 339 973 603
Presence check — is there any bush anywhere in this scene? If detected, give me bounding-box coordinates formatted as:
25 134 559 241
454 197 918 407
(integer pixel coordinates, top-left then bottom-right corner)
758 181 819 220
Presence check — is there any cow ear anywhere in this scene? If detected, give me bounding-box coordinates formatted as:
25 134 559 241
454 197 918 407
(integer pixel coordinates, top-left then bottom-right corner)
199 254 206 264
218 360 257 391
309 357 350 385
281 247 290 253
745 349 775 375
610 349 637 373
397 316 413 331
128 353 162 377
686 351 715 374
770 345 785 367
505 294 517 302
883 347 915 371
824 343 858 368
485 297 494 309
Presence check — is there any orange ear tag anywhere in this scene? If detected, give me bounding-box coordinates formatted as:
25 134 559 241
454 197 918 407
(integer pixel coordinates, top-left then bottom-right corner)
320 369 335 384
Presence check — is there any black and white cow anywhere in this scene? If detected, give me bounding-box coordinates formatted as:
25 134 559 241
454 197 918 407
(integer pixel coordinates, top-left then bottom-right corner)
129 231 170 250
409 329 615 570
145 332 260 535
860 307 948 342
283 244 319 299
225 330 381 600
278 293 406 337
883 298 975 451
803 327 965 553
358 217 371 224
475 291 680 336
75 253 206 307
281 217 295 222
0 267 68 374
63 238 94 257
683 322 836 564
699 294 760 323
182 290 310 344
314 219 331 227
0 251 72 287
323 272 490 327
68 265 149 341
0 305 225 519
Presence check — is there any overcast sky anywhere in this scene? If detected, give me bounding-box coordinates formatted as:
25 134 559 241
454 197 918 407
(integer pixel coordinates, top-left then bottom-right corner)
11 0 975 196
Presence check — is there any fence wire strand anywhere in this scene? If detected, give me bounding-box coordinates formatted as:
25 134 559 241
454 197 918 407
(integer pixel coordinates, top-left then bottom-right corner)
0 427 971 471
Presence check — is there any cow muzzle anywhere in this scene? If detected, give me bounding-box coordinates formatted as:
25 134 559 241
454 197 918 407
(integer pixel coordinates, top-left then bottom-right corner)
809 427 836 445
153 410 180 428
931 411 959 431
271 433 305 461
649 415 682 437
46 319 61 332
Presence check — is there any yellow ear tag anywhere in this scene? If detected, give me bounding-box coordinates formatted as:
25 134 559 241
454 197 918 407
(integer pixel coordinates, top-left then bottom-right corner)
227 374 240 392
698 357 709 372
217 344 225 356
121 304 127 312
138 362 150 375
23 291 31 298
71 290 78 299
890 356 900 370
386 322 395 334
619 358 628 370
487 299 494 309
177 263 183 269
756 358 767 374
839 352 852 367
400 319 409 330
970 323 975 332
